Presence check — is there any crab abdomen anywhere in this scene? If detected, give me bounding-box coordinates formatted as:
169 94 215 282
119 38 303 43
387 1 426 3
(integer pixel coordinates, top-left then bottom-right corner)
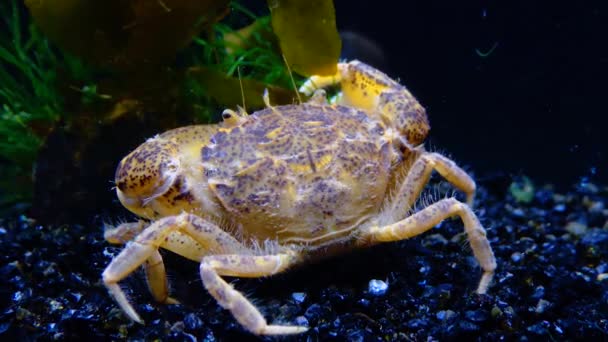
202 104 393 245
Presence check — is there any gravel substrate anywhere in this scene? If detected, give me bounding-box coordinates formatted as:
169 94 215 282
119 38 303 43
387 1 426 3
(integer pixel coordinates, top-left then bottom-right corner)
1 176 607 341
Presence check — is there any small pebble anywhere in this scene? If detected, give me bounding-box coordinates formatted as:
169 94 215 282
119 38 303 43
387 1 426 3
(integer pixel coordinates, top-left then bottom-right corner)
535 299 551 314
170 321 185 333
295 316 309 327
565 221 588 236
368 279 388 296
491 306 503 318
511 252 523 262
291 292 307 304
13 291 24 303
587 200 604 213
527 320 551 335
436 310 456 321
184 313 203 331
407 318 429 329
511 208 525 217
531 286 545 300
304 303 329 322
553 204 566 212
581 228 608 245
465 310 489 323
458 320 480 332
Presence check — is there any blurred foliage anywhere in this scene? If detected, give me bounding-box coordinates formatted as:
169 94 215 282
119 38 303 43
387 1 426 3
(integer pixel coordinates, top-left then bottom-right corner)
0 0 90 206
268 0 341 76
24 0 230 70
509 176 535 204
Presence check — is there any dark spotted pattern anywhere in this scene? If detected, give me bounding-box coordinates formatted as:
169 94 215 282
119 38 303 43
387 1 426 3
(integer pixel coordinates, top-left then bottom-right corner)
115 138 180 199
115 125 219 218
346 61 402 89
336 60 429 147
378 90 430 146
202 104 394 245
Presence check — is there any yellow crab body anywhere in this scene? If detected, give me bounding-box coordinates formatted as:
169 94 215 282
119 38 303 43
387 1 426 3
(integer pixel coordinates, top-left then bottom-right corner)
103 61 496 336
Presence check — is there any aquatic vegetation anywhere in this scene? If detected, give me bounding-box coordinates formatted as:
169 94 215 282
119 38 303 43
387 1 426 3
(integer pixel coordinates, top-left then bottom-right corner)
268 0 341 76
0 0 90 206
509 176 535 203
24 0 231 70
186 7 298 113
187 0 342 110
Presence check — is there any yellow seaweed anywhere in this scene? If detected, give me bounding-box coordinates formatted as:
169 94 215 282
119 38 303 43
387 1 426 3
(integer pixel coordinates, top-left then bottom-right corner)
267 0 341 76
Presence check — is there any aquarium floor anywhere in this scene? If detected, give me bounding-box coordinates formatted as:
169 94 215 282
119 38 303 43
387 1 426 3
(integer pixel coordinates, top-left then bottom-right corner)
1 176 607 341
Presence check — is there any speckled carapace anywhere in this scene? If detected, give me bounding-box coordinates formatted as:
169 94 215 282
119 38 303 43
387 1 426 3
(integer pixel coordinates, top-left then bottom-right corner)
102 61 496 335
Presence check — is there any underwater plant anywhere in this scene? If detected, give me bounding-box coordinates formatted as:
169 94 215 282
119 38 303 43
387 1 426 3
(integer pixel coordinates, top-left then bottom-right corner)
23 0 231 70
0 0 91 208
187 0 341 112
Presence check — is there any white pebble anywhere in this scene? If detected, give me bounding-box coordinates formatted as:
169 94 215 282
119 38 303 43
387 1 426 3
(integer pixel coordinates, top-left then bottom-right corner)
368 279 388 296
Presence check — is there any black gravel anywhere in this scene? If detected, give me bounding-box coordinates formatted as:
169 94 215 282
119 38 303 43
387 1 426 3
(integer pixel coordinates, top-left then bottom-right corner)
1 176 607 341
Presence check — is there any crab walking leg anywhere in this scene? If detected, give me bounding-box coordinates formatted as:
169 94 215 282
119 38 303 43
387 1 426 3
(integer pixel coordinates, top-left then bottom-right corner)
102 213 250 323
104 220 148 245
143 250 179 304
199 252 307 335
388 152 477 222
364 198 496 294
105 221 177 304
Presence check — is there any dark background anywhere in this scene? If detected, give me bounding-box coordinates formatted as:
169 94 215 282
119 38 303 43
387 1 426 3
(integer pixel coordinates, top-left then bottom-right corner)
334 0 607 189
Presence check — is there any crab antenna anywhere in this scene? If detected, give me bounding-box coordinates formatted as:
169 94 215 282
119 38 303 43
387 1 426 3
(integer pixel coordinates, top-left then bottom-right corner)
282 54 302 104
237 66 247 112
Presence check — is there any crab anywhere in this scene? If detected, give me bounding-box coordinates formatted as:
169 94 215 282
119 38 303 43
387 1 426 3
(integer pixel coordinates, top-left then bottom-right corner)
102 60 496 335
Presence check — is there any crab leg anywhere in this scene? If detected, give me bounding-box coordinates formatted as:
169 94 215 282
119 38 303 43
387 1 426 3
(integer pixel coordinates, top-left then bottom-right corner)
362 198 496 294
102 213 249 323
104 220 148 245
143 250 179 304
105 221 177 304
387 151 477 223
199 252 307 335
